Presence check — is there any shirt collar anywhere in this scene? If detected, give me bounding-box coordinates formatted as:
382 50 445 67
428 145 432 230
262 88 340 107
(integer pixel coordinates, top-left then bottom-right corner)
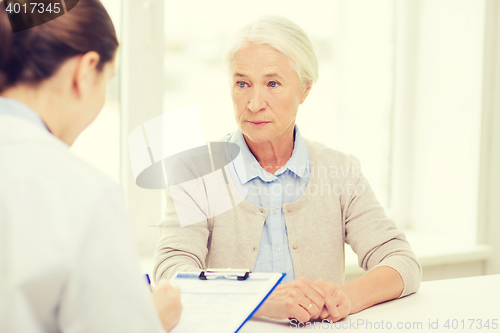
0 97 50 132
228 125 310 184
284 126 310 178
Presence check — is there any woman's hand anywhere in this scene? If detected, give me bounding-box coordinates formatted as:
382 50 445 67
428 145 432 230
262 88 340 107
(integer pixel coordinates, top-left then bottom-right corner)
254 277 333 322
152 281 183 332
314 279 351 323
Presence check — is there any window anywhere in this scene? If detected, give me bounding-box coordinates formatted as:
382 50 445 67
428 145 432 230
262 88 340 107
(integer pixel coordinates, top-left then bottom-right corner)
121 0 489 265
163 0 395 210
391 0 484 245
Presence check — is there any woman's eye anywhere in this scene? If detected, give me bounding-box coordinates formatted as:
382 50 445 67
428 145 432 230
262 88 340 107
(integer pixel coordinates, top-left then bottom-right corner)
237 82 248 88
268 81 279 88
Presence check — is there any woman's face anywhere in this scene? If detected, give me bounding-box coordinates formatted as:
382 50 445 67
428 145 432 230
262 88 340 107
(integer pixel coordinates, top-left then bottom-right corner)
230 44 311 144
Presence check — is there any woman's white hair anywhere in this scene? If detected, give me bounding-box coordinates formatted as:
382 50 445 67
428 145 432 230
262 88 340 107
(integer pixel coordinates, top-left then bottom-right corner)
223 15 319 85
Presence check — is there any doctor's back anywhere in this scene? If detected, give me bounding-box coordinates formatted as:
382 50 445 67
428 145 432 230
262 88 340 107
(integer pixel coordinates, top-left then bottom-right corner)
0 104 163 332
0 1 180 332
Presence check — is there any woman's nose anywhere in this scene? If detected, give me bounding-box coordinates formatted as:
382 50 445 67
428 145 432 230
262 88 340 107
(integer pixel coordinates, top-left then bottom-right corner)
247 87 266 112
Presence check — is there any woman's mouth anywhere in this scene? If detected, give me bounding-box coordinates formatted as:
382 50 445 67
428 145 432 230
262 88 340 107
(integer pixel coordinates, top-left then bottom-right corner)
248 121 270 127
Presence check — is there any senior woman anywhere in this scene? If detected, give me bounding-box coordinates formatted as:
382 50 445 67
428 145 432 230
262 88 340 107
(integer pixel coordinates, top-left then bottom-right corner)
154 16 421 323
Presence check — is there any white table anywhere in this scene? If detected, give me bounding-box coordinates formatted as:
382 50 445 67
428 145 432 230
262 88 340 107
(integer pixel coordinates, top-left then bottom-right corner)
239 274 500 332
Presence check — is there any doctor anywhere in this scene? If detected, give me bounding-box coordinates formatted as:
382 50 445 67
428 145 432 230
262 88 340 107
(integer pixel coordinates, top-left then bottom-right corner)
0 1 181 332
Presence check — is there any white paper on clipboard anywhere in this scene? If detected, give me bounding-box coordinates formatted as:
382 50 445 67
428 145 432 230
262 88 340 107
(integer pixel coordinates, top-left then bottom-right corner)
169 271 285 333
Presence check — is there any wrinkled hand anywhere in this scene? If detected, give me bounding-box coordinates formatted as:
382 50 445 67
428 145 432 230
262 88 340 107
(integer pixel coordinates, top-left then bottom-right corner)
314 279 351 323
152 281 183 332
254 277 336 322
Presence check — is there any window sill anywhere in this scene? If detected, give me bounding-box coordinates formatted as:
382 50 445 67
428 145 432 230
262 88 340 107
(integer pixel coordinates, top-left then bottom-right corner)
140 231 493 279
345 230 492 276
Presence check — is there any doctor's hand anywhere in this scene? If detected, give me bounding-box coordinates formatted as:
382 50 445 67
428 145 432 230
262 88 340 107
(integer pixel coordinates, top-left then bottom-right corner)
254 277 335 322
152 281 183 332
313 279 351 323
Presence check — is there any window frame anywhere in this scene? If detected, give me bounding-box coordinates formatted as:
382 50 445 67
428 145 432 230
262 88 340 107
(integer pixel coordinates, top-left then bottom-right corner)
478 0 500 274
120 0 165 257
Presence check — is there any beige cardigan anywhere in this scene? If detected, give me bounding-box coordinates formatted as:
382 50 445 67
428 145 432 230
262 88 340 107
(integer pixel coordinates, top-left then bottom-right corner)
153 137 422 297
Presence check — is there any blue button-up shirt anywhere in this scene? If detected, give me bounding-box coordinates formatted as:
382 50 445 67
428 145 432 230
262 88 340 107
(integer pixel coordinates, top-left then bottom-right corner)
226 125 310 283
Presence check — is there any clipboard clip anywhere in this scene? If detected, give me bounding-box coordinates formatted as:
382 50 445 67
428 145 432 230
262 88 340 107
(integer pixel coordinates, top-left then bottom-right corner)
199 269 251 281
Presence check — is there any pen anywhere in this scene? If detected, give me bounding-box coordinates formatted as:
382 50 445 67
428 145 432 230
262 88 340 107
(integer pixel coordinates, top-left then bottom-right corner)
145 274 152 292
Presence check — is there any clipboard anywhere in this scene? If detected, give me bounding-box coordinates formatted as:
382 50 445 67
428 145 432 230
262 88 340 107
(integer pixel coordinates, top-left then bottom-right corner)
169 269 285 333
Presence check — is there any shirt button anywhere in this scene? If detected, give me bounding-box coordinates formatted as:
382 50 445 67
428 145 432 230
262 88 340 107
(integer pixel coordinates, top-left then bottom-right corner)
273 209 278 215
275 246 281 252
293 244 298 250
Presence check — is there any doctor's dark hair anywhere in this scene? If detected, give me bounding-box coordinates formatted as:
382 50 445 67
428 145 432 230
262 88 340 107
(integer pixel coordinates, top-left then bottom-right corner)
0 0 118 93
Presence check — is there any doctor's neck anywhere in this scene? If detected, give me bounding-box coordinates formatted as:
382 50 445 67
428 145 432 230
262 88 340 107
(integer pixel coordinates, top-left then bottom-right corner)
1 80 80 146
0 54 107 147
1 52 115 147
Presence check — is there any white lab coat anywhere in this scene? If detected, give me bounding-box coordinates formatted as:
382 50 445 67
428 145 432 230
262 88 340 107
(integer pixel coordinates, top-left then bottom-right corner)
0 103 164 332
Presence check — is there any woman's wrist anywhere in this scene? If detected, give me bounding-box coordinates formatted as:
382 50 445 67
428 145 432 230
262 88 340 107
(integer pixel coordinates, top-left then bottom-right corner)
337 284 357 314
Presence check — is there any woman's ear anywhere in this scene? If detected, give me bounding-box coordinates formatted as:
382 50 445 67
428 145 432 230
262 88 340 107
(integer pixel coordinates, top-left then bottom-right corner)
300 81 312 104
72 51 101 98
